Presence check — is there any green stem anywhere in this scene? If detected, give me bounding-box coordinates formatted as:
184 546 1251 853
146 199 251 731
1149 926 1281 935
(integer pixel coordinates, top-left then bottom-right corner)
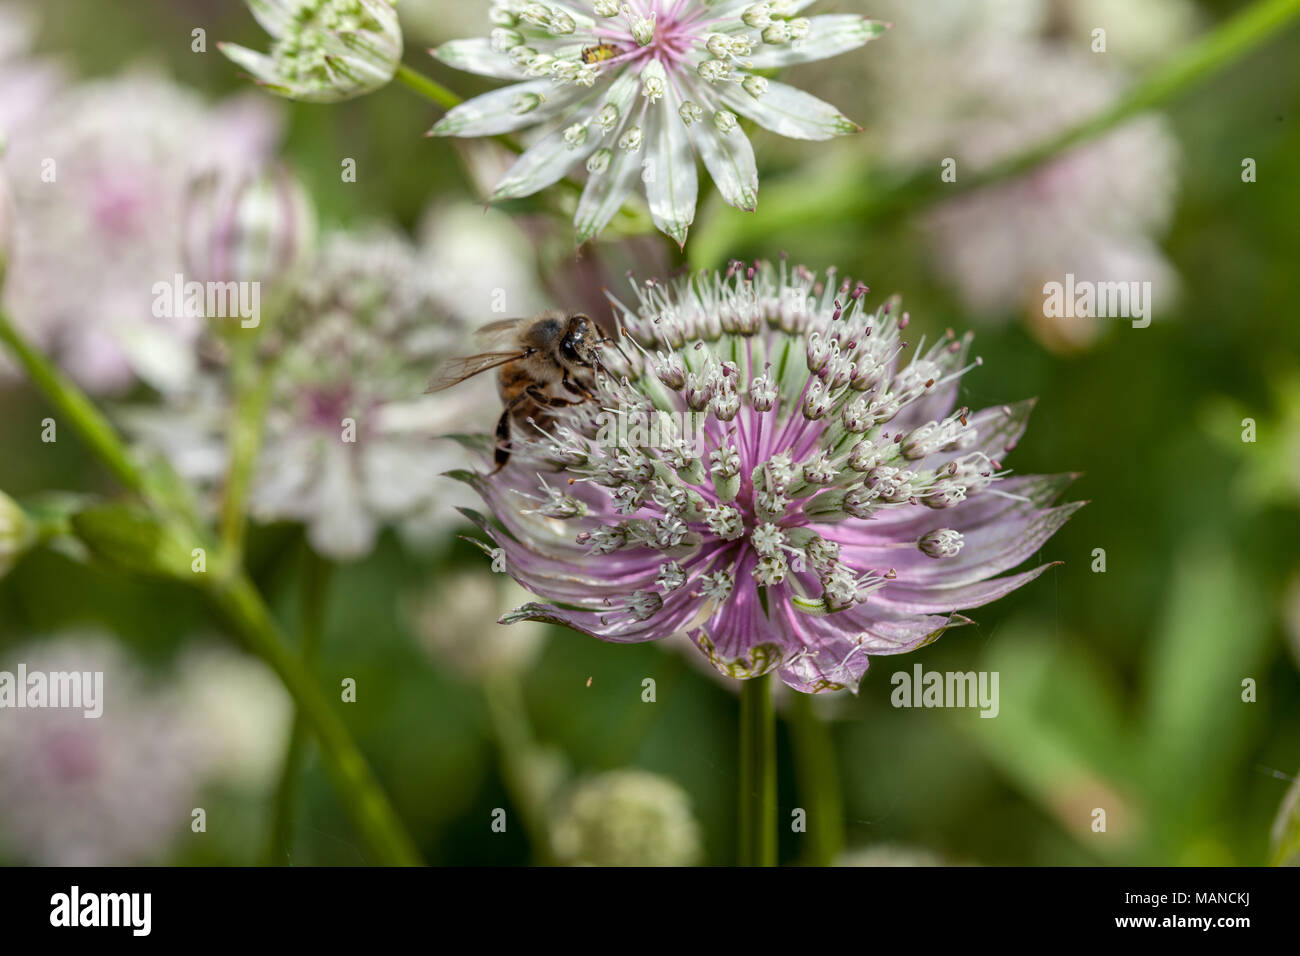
738 673 777 866
0 307 421 866
219 339 271 565
483 671 555 865
265 546 333 865
395 64 463 110
787 692 845 866
0 311 147 493
212 574 421 866
690 0 1300 266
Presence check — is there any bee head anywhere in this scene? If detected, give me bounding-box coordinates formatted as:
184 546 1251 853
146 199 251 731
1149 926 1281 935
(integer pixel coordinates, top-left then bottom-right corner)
560 313 602 368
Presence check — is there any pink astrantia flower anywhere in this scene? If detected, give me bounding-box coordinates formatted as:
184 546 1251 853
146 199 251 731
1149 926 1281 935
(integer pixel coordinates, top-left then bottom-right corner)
459 261 1080 693
430 1 886 244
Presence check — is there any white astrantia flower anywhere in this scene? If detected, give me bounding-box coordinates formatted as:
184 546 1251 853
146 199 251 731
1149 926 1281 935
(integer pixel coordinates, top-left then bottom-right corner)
0 635 213 866
0 72 282 394
551 769 702 866
123 205 543 561
430 1 887 245
220 0 403 104
175 644 293 793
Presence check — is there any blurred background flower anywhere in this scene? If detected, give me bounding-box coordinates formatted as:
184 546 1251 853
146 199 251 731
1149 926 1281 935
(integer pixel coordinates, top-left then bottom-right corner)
124 203 542 560
220 0 404 104
0 69 281 393
0 634 210 865
550 769 702 866
856 0 1183 352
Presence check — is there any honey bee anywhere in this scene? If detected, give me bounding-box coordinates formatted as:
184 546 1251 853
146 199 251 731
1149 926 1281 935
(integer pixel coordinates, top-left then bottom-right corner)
581 43 620 65
427 312 615 472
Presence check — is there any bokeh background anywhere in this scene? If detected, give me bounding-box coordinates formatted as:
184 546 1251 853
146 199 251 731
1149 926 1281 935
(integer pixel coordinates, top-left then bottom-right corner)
1 0 1298 866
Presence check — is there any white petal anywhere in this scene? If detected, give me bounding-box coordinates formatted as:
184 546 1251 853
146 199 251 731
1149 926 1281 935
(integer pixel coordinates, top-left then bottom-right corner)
689 114 758 211
744 16 887 69
305 443 376 561
719 78 860 141
432 39 527 80
643 98 698 247
218 43 291 93
429 80 580 137
245 0 294 38
574 144 642 244
491 95 606 200
487 73 636 200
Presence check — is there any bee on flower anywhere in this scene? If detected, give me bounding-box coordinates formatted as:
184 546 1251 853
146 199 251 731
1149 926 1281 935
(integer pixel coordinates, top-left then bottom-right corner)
430 1 888 244
458 260 1081 693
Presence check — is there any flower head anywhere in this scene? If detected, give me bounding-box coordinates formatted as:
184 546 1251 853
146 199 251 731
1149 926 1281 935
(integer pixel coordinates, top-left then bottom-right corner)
431 1 886 244
0 635 212 865
1 72 281 393
220 0 403 103
460 261 1080 693
124 207 542 560
551 769 702 866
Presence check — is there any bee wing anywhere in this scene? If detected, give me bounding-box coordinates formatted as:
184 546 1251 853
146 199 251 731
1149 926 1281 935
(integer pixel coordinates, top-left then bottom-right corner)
425 350 527 393
471 317 531 349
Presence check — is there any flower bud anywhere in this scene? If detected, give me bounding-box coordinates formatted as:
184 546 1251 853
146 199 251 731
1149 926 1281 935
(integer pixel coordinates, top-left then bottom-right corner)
220 0 403 104
0 491 36 579
181 164 317 293
918 528 964 559
551 770 702 866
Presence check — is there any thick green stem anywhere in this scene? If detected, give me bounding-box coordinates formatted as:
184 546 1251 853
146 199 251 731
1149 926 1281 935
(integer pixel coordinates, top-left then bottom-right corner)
265 546 333 865
690 0 1300 266
788 692 845 866
738 673 777 867
0 308 421 866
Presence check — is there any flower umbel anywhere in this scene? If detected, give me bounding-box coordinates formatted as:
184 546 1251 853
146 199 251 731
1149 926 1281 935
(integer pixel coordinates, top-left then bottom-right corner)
461 261 1081 693
220 0 403 104
431 1 886 244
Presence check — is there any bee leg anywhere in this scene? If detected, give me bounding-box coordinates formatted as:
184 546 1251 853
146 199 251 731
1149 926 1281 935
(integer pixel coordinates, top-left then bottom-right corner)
491 406 514 473
492 387 583 474
561 372 596 401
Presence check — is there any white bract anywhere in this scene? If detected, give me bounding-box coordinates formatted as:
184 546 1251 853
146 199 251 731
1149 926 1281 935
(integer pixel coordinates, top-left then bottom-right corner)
431 1 886 245
220 0 403 103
